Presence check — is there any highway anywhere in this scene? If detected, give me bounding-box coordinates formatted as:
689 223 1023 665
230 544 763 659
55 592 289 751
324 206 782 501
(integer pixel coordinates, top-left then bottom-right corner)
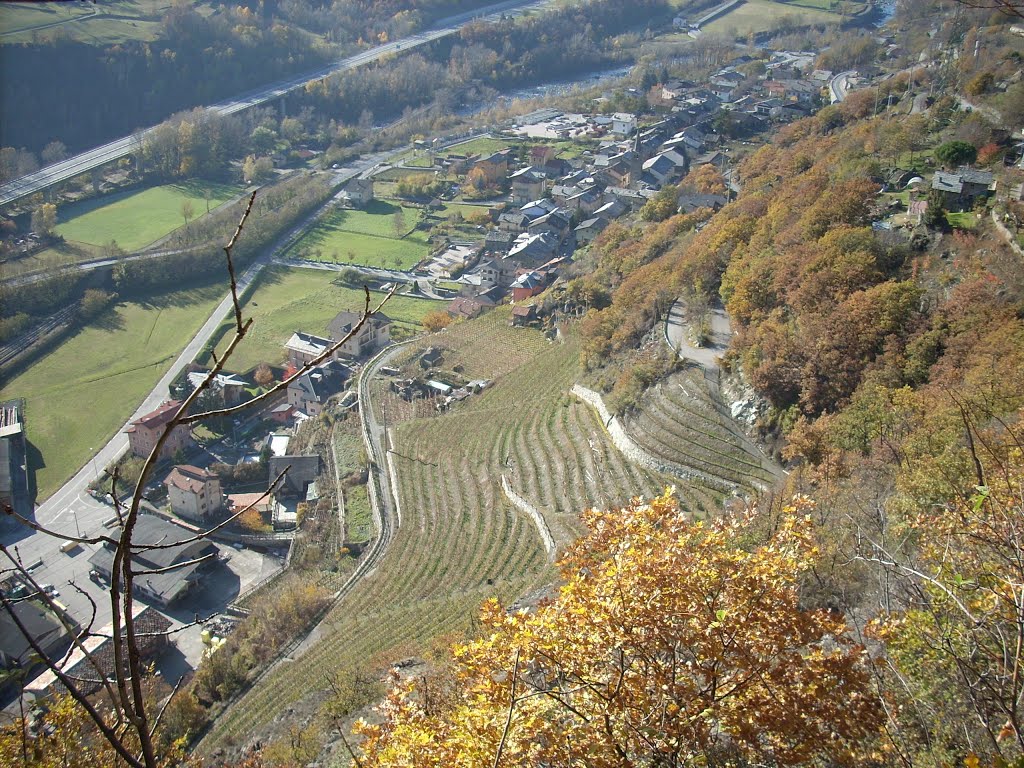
0 0 547 209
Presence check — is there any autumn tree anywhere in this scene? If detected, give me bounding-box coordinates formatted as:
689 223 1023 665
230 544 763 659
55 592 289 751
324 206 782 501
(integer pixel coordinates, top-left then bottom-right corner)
639 184 679 221
0 693 193 768
421 310 452 332
357 491 882 766
682 163 727 194
254 362 275 387
180 199 194 226
40 140 67 166
866 436 1024 764
31 203 57 239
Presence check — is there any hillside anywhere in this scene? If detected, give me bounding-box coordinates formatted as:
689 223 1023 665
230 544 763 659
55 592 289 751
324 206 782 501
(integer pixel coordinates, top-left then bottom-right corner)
9 1 1024 766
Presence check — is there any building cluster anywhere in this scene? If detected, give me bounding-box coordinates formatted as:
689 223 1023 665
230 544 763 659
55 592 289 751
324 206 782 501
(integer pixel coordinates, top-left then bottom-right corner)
411 51 834 323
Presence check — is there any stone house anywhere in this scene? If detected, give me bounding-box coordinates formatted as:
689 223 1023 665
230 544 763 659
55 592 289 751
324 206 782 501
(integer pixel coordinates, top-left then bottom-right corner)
328 310 392 358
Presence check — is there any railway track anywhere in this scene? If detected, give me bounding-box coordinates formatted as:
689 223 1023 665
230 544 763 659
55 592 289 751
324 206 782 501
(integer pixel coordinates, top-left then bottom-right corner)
0 305 77 370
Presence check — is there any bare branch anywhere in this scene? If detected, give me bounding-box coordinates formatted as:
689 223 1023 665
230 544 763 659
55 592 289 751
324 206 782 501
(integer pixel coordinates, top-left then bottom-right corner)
0 504 116 546
131 551 218 577
227 190 258 335
0 589 145 768
494 647 521 768
0 545 124 712
150 675 185 740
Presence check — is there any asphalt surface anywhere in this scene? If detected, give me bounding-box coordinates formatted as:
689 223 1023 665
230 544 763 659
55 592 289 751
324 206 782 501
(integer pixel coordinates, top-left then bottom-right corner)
664 299 732 372
829 70 857 103
0 0 548 208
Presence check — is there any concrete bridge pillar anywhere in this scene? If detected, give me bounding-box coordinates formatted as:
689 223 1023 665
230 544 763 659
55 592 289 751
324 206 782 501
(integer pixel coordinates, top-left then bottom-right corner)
91 168 102 194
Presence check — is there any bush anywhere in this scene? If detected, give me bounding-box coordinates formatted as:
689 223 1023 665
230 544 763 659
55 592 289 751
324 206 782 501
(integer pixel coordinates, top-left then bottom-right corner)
422 310 453 332
935 140 977 168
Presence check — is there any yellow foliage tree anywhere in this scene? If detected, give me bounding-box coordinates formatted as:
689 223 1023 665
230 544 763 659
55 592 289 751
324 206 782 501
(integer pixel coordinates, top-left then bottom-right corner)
0 694 192 768
871 443 1024 764
356 491 882 766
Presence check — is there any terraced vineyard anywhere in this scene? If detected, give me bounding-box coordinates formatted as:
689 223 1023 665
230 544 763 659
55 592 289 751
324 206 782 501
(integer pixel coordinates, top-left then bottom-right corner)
200 311 754 756
623 368 782 492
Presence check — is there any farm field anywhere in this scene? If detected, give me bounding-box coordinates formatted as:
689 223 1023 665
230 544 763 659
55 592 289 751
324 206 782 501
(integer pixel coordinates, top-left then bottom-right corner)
206 265 444 372
622 369 782 494
380 317 677 547
0 283 225 500
0 0 212 43
199 309 763 757
704 0 841 35
284 202 429 270
54 180 244 251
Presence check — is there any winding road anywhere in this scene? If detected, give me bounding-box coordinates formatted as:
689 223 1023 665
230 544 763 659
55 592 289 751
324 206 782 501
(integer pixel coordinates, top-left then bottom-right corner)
828 70 857 104
0 0 548 209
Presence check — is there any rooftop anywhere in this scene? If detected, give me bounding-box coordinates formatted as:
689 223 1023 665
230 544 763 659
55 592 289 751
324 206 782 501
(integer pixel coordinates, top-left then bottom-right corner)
129 400 182 432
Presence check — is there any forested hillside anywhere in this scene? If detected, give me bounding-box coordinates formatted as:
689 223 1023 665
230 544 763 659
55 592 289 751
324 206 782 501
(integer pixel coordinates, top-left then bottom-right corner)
0 0 520 155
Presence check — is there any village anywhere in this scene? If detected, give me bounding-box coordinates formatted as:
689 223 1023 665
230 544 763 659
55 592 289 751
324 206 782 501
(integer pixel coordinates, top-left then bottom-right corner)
2 6 1015 725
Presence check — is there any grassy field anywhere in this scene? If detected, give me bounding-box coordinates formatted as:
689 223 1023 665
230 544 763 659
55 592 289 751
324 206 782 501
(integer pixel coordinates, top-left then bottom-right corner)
947 211 981 230
441 136 513 157
0 284 225 501
206 266 444 372
0 2 95 35
285 201 430 270
0 0 207 43
437 202 492 221
54 180 243 252
704 0 842 35
0 240 101 281
776 0 864 10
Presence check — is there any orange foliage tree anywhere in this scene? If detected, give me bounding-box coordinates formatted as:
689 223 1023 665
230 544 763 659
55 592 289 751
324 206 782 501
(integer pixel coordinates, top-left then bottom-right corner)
356 491 882 766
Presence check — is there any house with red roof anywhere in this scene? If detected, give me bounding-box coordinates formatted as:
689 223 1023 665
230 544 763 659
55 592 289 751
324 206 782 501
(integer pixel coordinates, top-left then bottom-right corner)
164 464 222 522
126 400 192 461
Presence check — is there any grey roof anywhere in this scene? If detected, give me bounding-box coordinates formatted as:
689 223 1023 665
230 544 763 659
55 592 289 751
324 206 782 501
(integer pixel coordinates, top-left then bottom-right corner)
677 192 728 213
0 600 69 669
268 454 322 495
328 309 391 341
87 515 216 606
575 216 608 233
290 359 350 406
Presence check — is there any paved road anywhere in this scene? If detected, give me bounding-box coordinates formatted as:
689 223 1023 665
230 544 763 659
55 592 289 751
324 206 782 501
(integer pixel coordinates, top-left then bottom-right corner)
664 299 732 372
0 0 548 208
829 70 857 104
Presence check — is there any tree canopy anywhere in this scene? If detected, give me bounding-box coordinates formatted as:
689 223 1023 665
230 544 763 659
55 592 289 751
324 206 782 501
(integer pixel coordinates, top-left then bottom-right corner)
357 491 882 766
